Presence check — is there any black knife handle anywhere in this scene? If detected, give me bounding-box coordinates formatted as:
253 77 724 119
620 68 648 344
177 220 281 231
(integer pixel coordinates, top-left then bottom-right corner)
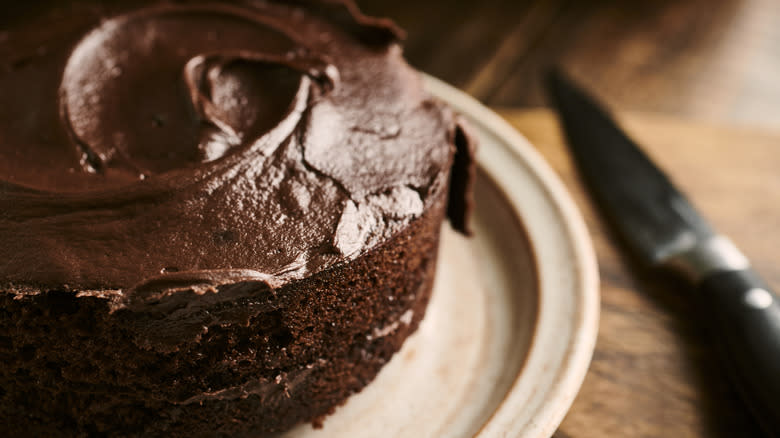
698 268 780 436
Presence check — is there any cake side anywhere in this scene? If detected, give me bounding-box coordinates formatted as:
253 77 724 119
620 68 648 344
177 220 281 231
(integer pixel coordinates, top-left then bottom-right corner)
0 191 448 437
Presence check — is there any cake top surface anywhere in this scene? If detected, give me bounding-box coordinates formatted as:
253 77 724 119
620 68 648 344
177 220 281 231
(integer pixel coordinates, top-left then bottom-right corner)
0 0 473 304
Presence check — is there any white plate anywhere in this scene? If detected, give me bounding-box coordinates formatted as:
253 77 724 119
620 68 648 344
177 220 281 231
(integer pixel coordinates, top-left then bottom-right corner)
282 76 599 438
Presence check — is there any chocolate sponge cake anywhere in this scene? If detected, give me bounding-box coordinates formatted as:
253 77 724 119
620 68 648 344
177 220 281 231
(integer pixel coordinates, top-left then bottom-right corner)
0 1 475 436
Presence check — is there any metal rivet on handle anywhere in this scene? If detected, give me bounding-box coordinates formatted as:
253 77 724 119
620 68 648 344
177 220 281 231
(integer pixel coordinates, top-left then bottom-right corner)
744 288 773 309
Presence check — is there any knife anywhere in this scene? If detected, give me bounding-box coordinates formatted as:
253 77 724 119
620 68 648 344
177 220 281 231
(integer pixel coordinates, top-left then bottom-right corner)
545 69 780 436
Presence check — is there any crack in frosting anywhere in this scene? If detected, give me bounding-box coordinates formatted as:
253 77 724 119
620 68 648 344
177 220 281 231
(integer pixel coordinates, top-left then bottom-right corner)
0 1 475 316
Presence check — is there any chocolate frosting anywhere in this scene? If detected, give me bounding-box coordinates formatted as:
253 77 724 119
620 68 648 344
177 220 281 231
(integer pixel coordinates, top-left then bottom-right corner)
0 1 474 309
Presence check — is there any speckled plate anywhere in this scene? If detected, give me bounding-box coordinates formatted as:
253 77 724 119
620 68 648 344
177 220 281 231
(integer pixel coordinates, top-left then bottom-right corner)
282 76 599 438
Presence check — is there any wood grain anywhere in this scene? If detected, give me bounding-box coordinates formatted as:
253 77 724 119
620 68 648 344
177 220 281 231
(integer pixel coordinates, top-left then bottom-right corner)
501 108 779 437
361 0 780 129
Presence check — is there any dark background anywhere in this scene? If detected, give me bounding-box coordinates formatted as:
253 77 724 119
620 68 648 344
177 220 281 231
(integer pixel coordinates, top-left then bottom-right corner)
362 0 780 129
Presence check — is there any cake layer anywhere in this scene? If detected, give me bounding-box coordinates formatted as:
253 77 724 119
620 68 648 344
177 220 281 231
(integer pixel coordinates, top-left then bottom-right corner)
0 194 446 436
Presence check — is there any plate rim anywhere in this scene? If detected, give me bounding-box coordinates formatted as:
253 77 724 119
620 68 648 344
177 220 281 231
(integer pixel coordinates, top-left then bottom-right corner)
423 74 600 437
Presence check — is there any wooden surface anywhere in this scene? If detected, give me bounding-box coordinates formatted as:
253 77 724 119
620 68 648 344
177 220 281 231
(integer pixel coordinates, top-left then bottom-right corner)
362 0 780 130
503 109 780 437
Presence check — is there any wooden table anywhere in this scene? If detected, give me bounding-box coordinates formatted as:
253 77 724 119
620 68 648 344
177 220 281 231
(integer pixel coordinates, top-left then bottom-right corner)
361 1 780 436
363 0 780 130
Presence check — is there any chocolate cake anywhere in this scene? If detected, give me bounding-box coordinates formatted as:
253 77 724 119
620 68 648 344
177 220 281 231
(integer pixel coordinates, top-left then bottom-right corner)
0 1 475 436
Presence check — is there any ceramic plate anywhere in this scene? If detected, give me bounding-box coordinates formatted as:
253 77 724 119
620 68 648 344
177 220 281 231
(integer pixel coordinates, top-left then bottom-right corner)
282 76 599 438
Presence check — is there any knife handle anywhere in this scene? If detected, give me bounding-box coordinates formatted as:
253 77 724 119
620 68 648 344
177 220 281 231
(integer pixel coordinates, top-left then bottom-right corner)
698 268 780 436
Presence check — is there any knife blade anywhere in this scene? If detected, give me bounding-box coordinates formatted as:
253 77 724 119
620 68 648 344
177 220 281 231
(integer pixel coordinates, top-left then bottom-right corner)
546 69 780 437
